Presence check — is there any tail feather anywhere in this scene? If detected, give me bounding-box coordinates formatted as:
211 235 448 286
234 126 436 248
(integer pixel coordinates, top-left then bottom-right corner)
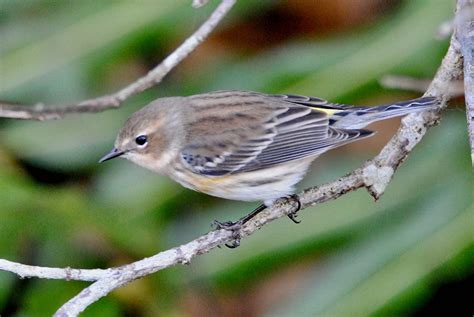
331 96 440 129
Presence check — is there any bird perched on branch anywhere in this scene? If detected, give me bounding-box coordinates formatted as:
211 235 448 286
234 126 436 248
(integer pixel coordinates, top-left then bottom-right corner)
100 90 439 233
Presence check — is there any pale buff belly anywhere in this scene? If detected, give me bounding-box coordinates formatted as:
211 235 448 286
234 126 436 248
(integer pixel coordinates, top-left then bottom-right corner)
168 158 314 205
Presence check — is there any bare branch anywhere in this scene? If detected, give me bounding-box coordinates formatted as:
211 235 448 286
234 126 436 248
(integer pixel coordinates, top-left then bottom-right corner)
0 2 467 317
0 259 107 281
52 31 462 316
380 75 432 93
0 0 236 121
455 0 474 164
53 229 236 316
380 75 464 97
365 35 462 198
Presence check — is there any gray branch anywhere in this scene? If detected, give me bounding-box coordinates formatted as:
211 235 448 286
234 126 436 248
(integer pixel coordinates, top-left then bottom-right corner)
0 2 467 317
456 0 474 164
380 75 464 97
0 0 236 121
54 32 467 317
0 259 108 281
52 33 464 317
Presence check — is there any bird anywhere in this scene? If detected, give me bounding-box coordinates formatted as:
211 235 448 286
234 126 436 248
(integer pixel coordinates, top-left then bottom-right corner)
99 90 439 233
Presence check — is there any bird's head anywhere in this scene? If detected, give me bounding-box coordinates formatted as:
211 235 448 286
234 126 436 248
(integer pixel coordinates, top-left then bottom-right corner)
99 98 182 173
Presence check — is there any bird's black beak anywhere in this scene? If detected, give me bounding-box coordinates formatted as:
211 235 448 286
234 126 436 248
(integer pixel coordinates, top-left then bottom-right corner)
99 148 125 163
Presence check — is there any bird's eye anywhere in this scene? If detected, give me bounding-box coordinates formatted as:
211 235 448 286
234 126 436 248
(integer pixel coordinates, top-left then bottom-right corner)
135 135 148 146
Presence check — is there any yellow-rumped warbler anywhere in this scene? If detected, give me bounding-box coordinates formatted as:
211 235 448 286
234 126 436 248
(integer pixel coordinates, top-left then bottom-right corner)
100 90 439 228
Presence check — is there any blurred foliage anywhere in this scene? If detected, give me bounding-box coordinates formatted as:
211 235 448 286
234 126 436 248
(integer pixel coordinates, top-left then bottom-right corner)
0 0 472 316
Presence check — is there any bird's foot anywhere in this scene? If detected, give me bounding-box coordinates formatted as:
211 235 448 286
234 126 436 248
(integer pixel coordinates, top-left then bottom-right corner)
286 194 302 224
212 219 242 248
212 219 242 231
212 204 267 248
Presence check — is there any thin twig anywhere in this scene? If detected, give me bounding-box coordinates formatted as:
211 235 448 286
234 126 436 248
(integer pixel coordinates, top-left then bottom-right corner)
0 259 107 281
53 31 462 316
380 75 464 97
364 35 462 199
0 2 466 317
0 0 236 121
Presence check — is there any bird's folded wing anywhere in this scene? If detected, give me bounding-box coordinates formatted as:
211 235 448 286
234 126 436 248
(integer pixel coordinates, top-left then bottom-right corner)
180 93 373 176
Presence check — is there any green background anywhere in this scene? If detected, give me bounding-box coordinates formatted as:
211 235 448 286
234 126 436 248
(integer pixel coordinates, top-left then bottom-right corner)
0 0 472 316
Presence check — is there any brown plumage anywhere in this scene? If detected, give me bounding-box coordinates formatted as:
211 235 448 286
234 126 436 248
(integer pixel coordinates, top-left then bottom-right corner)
100 90 439 207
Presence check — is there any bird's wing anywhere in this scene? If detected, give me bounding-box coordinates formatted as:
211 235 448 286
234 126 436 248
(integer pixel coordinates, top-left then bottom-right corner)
180 91 373 176
265 93 349 112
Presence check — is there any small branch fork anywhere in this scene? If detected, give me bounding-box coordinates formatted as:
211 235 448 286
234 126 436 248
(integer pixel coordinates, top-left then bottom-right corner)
0 0 236 120
0 1 468 316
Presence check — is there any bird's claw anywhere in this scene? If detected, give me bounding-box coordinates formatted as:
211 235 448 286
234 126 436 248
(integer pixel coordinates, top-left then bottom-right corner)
224 238 241 248
212 219 242 231
211 196 301 248
288 211 301 224
286 194 302 224
212 219 243 248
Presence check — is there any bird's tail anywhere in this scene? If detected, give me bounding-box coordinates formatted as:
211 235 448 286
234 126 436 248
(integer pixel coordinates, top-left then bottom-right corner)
330 96 440 129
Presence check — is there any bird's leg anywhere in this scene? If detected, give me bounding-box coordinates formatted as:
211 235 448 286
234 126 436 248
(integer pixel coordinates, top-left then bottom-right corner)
212 204 267 248
286 194 301 224
212 194 301 249
213 195 301 248
213 203 267 229
212 219 241 248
